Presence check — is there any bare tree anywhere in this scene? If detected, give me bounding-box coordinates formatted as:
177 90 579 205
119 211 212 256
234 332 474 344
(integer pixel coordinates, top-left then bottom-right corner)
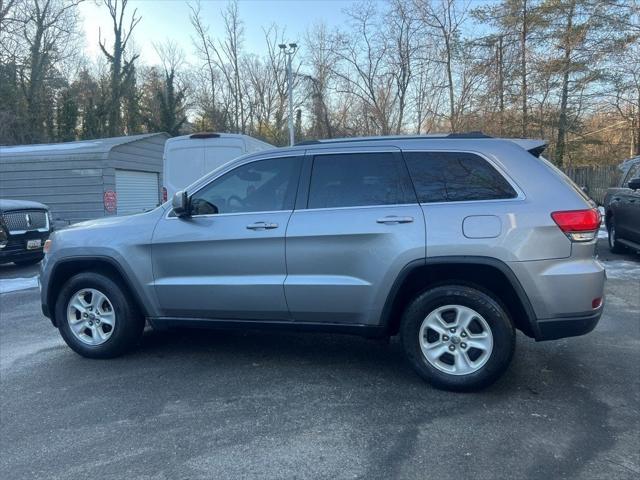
330 1 396 135
414 0 472 132
98 0 140 136
7 0 83 142
304 22 335 138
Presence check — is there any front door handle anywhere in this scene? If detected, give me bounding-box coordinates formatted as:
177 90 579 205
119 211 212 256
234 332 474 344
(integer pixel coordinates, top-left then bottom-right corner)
376 216 414 225
246 221 278 230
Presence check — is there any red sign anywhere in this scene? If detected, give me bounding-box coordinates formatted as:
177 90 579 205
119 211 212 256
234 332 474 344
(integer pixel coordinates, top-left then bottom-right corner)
104 190 117 213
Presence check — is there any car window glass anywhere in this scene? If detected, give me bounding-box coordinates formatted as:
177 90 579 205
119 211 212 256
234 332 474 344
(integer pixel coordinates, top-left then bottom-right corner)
308 152 415 209
190 157 300 215
624 163 640 186
404 151 517 203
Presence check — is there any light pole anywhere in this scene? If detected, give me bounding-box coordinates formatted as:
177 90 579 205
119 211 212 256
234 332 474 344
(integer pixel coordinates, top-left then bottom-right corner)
279 42 297 146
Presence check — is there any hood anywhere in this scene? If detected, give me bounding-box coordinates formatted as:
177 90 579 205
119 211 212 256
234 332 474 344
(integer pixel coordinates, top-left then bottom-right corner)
64 207 166 231
0 199 49 212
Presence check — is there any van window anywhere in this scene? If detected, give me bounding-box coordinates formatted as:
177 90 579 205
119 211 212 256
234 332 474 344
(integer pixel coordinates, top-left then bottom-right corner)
307 152 416 209
404 151 517 203
190 157 301 215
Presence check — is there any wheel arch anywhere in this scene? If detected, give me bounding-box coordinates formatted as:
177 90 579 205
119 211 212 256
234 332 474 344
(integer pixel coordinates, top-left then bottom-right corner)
47 256 150 327
381 257 538 338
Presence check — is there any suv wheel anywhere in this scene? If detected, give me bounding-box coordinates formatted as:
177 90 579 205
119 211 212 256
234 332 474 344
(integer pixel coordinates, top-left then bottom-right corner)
56 272 144 358
607 220 624 253
400 285 515 391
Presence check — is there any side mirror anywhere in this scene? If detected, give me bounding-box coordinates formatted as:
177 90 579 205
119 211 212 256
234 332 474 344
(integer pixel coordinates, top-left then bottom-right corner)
172 190 190 218
628 178 640 190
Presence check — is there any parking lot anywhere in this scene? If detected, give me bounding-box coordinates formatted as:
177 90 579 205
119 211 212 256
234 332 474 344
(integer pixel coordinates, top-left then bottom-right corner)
0 239 638 480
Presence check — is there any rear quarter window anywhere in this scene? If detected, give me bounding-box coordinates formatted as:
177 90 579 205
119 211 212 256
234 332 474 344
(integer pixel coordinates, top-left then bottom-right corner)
403 151 517 203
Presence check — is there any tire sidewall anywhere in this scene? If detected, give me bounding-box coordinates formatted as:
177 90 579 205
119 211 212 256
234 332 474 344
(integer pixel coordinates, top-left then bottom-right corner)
56 272 141 358
608 220 623 253
401 285 515 391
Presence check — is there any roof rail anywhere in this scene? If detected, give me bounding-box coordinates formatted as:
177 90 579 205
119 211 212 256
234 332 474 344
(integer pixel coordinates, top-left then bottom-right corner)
293 132 493 146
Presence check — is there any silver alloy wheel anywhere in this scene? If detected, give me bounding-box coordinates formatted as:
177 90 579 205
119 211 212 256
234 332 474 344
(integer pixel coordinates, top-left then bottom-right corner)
419 304 493 376
66 288 116 346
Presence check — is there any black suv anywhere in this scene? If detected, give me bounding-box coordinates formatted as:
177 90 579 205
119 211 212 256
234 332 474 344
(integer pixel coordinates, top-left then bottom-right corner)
604 157 640 253
0 199 52 266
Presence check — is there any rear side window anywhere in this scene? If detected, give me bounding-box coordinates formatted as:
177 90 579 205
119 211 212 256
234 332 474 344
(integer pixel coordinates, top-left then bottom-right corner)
308 152 416 209
623 162 640 186
404 151 517 203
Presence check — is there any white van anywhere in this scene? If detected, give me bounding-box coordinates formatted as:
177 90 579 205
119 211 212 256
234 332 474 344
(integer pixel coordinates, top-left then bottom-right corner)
162 133 273 201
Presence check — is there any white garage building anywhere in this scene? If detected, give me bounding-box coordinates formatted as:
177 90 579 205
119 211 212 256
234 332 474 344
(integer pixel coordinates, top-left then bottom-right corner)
0 133 169 225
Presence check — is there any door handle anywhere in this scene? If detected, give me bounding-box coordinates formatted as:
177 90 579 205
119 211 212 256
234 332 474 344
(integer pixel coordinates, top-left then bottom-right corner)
246 221 278 230
376 216 414 224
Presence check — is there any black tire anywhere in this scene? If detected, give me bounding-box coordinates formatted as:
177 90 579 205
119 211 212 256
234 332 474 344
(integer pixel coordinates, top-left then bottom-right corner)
55 272 144 358
400 284 515 392
13 254 44 266
607 220 624 254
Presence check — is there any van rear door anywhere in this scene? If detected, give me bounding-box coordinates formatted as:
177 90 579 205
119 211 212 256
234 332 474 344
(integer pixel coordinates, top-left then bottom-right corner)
204 138 244 174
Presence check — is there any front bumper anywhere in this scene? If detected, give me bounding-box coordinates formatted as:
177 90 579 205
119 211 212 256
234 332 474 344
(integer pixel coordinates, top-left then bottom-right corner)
0 230 50 264
535 308 603 341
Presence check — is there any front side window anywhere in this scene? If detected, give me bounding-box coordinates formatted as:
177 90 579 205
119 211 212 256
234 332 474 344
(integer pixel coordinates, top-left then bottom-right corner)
190 157 301 215
308 152 416 209
404 151 517 203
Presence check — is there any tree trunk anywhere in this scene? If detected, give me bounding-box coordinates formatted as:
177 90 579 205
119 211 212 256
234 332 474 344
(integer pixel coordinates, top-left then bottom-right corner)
444 31 456 132
497 35 504 135
521 0 528 137
555 1 575 167
108 31 122 136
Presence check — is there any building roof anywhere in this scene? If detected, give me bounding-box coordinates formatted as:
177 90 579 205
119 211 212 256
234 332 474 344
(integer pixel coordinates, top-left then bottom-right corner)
0 133 169 158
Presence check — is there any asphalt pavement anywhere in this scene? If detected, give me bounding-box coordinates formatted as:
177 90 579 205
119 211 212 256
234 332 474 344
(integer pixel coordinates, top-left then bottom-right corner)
1 241 638 480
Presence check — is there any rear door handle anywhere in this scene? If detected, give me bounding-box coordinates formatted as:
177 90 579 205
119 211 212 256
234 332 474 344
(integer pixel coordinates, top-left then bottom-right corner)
376 216 414 224
246 222 279 230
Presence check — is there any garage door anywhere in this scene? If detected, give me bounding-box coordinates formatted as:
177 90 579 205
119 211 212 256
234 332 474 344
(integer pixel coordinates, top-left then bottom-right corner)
115 170 159 215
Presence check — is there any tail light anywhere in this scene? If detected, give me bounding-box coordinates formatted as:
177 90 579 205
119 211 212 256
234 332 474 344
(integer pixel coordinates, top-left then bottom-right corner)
551 208 601 242
162 187 168 202
43 239 52 254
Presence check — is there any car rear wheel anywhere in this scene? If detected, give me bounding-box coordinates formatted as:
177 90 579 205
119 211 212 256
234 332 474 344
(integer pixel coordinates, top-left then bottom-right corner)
607 221 624 253
400 285 515 391
56 272 144 358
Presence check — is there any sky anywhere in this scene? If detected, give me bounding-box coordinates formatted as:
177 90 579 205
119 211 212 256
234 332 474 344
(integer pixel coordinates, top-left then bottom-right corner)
78 0 357 66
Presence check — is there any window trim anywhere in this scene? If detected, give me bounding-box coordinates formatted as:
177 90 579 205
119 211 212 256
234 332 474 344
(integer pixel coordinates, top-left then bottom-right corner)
400 148 526 205
302 149 419 211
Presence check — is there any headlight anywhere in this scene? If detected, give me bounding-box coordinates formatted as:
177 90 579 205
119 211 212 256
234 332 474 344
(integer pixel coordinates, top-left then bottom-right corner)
0 225 7 249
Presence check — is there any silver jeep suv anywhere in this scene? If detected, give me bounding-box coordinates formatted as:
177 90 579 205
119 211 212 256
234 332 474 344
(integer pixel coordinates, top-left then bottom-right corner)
40 134 605 391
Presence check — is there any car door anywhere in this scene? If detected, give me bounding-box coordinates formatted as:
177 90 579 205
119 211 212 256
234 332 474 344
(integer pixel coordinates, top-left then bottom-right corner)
152 155 302 320
284 148 425 326
624 169 640 243
613 164 638 239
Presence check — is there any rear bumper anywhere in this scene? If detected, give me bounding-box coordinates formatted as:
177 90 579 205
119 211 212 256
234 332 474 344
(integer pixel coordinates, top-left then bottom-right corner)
535 308 603 341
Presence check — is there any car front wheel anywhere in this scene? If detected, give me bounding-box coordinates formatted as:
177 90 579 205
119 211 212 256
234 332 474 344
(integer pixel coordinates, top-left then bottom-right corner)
56 272 144 358
400 285 515 391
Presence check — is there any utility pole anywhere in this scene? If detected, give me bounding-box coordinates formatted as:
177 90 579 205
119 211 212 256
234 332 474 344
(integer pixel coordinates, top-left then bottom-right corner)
279 43 298 146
